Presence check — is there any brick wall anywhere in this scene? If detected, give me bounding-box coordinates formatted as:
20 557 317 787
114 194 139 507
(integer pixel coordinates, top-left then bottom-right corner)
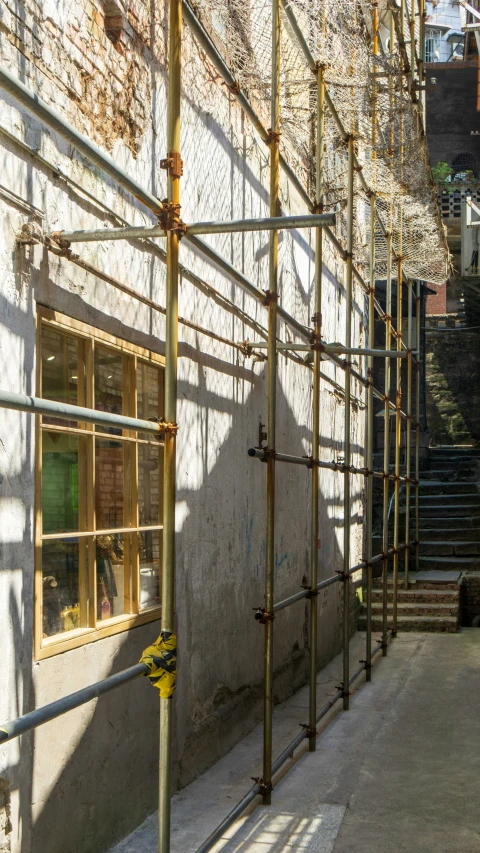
461 574 480 626
426 285 447 315
0 0 165 154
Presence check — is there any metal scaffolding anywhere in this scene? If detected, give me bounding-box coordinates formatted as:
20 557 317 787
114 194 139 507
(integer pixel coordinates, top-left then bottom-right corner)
0 1 446 852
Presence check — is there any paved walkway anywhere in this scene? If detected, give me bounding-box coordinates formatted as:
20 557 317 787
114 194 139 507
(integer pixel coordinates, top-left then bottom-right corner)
110 631 480 853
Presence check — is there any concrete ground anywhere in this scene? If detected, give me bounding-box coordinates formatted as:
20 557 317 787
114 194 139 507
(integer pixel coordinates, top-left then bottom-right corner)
110 630 480 853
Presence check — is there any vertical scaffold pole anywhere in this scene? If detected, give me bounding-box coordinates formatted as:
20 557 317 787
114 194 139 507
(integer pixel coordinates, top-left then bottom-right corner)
262 0 280 804
308 62 324 750
159 0 181 851
365 0 379 683
415 281 421 570
419 0 426 124
392 41 404 638
382 233 393 655
392 251 402 636
404 280 413 588
343 134 354 711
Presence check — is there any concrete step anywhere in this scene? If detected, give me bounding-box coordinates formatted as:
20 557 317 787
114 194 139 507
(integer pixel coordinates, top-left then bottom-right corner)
421 469 476 481
418 494 480 505
426 459 476 470
419 541 480 556
361 602 459 617
418 515 480 529
429 446 480 455
419 555 480 571
372 571 461 589
370 588 459 604
420 527 480 541
357 615 458 632
418 505 480 517
418 482 479 495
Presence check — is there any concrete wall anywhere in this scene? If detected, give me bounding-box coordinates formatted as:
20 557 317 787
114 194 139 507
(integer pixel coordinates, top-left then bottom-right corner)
0 2 366 852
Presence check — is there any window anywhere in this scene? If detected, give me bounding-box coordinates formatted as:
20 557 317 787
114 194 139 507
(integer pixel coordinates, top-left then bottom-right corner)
36 308 164 658
451 152 479 180
425 28 441 63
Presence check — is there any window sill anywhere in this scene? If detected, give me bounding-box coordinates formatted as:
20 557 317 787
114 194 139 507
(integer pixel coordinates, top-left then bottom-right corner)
36 607 162 659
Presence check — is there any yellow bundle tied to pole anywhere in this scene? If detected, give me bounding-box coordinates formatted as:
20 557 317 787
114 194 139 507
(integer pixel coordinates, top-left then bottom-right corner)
140 631 177 698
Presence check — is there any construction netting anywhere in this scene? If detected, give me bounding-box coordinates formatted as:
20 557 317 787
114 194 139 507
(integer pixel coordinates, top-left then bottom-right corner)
184 0 448 285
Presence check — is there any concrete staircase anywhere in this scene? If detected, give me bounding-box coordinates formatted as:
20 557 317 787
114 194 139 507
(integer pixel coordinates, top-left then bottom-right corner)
418 447 480 575
358 576 460 633
359 446 480 633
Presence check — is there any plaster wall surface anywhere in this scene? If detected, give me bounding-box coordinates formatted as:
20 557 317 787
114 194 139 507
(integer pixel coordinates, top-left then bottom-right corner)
0 2 366 852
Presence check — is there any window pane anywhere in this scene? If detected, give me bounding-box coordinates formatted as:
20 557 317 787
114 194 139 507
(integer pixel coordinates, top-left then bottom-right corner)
95 345 124 435
42 432 86 534
139 530 161 611
137 361 164 439
42 539 83 637
41 325 82 427
95 439 126 530
138 444 162 526
96 533 129 620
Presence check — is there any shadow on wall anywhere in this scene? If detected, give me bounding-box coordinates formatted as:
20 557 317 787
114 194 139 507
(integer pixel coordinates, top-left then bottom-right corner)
425 329 480 445
27 296 360 853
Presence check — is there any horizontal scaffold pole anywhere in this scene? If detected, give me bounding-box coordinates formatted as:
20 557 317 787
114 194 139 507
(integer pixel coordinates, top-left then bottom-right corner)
0 390 172 434
247 341 410 358
0 664 148 745
48 213 336 245
0 66 164 216
193 637 388 853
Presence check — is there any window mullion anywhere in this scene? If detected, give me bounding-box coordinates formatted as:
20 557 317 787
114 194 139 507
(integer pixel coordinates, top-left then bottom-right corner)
86 338 96 629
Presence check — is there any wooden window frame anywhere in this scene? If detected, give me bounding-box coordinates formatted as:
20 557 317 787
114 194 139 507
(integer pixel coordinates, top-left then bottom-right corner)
35 306 164 660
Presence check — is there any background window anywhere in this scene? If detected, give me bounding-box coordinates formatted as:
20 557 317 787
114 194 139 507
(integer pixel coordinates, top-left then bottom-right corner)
37 312 164 655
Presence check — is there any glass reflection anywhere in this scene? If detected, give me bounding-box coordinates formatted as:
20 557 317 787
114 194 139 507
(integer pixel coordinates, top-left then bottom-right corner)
42 539 81 637
96 533 128 620
139 530 161 611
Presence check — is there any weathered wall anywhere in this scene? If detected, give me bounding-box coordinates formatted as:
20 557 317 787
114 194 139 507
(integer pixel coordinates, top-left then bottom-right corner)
0 1 366 852
426 328 480 445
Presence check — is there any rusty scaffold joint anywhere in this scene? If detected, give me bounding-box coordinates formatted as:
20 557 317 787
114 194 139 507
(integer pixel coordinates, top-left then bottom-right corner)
158 200 186 236
335 683 351 699
160 150 184 178
267 128 281 145
300 723 317 738
251 777 273 797
147 416 179 436
262 289 279 307
253 608 275 625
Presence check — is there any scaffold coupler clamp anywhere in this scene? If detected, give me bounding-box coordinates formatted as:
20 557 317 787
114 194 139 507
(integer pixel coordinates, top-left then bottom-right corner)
240 339 254 357
17 221 43 246
148 416 179 437
48 230 73 253
306 586 319 599
160 150 183 178
251 777 273 797
360 658 372 675
335 683 350 699
158 200 186 236
253 607 275 625
300 722 317 738
262 289 278 307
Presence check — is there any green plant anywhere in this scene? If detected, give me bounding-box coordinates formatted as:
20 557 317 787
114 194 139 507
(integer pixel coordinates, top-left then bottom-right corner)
432 161 454 183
